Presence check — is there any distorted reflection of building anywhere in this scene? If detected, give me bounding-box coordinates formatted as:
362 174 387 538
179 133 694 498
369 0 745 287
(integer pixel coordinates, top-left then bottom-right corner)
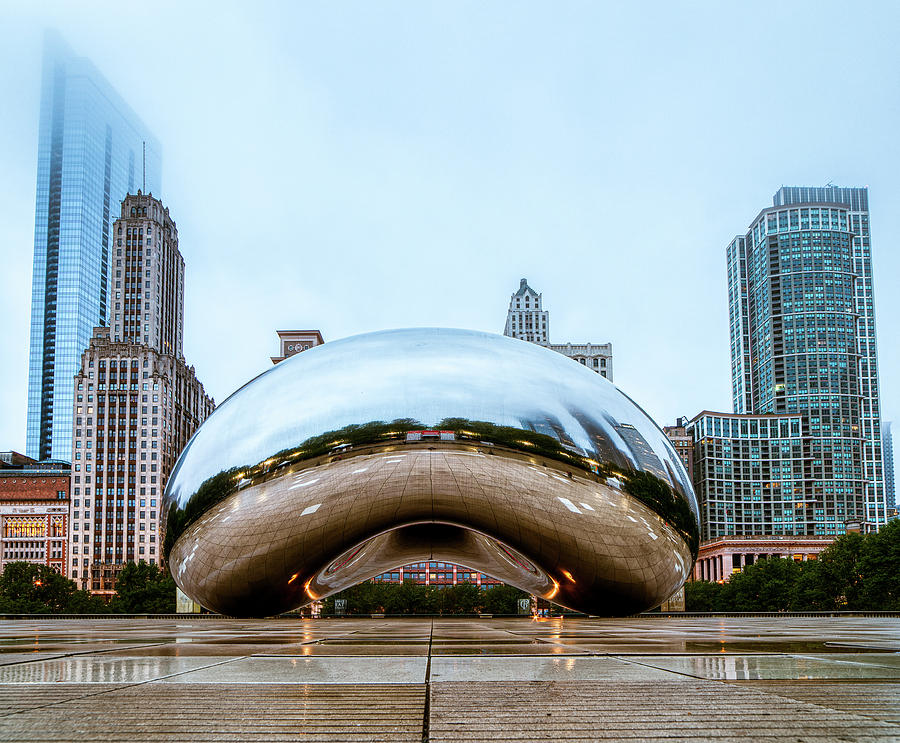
370 563 502 588
270 329 502 590
68 193 214 596
166 328 698 617
503 278 612 380
663 419 694 483
0 452 70 576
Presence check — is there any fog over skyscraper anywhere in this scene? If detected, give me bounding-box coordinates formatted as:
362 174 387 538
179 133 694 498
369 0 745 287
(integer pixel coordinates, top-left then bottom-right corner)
26 31 161 462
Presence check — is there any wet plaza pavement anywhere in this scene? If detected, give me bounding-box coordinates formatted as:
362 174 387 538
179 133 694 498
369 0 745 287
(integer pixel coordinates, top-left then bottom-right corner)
0 616 898 741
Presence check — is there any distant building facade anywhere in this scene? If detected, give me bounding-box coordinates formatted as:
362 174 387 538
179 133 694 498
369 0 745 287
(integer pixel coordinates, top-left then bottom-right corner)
504 278 549 345
694 536 831 582
503 278 612 380
26 32 161 462
370 562 502 588
1 453 70 577
884 421 895 509
271 330 325 364
68 194 213 595
687 411 860 541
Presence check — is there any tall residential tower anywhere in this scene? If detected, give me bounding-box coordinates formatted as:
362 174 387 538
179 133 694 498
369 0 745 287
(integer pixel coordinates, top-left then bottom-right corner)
26 32 161 462
725 186 885 531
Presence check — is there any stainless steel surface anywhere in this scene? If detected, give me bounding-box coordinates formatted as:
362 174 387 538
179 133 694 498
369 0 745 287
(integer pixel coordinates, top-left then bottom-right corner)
163 328 699 616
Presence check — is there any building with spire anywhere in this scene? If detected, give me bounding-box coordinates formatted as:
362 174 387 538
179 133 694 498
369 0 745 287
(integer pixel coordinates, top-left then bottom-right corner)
503 278 612 380
26 31 161 462
68 193 213 595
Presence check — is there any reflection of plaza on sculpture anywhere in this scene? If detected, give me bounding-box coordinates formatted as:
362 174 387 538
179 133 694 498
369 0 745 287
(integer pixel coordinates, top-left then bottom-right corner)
163 328 699 617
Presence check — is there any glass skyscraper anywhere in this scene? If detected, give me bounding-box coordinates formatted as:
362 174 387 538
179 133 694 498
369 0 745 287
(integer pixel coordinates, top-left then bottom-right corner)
26 31 161 461
726 186 885 531
883 421 895 510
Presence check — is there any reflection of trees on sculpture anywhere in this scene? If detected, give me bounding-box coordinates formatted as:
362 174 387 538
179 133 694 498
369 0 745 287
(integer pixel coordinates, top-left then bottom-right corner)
163 416 700 559
621 470 699 556
163 466 242 558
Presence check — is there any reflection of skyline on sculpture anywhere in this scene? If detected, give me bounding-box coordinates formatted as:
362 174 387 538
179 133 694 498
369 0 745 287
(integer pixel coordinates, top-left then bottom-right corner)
164 329 699 617
165 329 694 510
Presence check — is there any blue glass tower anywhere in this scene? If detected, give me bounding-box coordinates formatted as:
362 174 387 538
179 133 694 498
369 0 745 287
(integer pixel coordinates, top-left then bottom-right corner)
26 32 161 461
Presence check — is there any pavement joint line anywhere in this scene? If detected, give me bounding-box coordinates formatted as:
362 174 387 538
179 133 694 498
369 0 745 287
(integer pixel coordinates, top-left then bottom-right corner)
610 655 707 680
500 628 599 654
0 654 250 720
791 652 900 670
0 642 171 667
422 619 434 743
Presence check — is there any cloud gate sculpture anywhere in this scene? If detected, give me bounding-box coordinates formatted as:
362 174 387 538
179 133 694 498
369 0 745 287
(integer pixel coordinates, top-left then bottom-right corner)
163 328 699 617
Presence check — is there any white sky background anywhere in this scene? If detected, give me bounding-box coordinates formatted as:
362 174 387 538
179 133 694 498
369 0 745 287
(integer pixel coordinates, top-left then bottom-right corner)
0 1 898 467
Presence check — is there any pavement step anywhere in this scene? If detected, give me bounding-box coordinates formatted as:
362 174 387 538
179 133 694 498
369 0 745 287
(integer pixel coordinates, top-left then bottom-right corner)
427 680 900 742
731 680 900 725
0 683 425 742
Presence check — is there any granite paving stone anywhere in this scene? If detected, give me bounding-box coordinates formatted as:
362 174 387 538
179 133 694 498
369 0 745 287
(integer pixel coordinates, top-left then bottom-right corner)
0 616 897 741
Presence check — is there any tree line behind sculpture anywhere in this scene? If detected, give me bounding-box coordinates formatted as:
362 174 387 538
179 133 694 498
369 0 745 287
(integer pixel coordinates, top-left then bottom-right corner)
685 520 900 612
0 561 176 614
319 581 529 616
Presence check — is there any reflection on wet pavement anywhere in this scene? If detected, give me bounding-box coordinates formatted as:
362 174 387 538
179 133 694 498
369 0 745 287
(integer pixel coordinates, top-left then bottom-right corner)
0 616 898 741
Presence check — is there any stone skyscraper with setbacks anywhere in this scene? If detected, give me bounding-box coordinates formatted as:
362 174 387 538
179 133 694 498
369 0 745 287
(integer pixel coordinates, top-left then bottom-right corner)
68 194 213 595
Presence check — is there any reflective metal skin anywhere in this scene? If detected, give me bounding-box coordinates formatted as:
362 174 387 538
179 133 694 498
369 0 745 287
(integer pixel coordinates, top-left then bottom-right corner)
163 328 699 617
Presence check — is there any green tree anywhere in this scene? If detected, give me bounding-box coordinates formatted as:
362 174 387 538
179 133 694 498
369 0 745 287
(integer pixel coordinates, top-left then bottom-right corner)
684 580 725 611
439 582 482 614
482 584 529 614
858 520 900 610
0 562 107 614
816 532 866 609
110 561 177 613
789 559 833 611
724 557 801 611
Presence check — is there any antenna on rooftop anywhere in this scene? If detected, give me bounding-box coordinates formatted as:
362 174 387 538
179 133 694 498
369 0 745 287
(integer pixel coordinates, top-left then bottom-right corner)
142 141 146 192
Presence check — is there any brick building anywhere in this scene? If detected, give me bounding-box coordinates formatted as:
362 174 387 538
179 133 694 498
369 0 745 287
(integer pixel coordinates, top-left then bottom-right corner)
271 330 324 364
1 453 70 576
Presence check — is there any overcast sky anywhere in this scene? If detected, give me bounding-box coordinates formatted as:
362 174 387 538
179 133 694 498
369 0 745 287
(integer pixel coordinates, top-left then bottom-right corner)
0 1 898 463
